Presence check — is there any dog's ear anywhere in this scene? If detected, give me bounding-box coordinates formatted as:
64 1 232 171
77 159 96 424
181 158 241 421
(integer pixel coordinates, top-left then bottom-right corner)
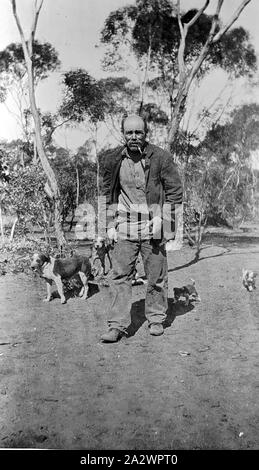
242 268 247 276
253 272 258 278
190 278 195 285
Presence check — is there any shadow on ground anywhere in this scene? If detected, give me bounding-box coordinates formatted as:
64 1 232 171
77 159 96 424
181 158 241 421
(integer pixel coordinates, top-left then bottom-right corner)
126 297 195 337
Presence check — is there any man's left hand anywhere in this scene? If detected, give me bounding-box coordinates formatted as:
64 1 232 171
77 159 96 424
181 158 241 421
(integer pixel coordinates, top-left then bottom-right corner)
165 238 182 252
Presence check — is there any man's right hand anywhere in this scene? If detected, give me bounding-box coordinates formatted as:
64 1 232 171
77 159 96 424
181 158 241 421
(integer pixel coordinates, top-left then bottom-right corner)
107 227 118 244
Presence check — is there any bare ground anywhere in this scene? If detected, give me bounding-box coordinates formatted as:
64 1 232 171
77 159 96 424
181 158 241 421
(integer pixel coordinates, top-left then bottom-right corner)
0 228 259 450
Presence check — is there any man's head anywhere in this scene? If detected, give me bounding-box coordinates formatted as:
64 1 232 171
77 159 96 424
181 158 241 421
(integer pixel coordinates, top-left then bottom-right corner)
121 114 147 153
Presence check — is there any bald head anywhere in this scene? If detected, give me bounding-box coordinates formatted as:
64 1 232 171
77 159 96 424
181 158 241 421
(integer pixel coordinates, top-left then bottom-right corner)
121 114 147 153
121 114 148 133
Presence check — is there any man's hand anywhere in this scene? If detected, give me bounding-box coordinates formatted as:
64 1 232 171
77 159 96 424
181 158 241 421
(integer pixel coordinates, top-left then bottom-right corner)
144 215 163 240
165 237 182 252
107 227 118 244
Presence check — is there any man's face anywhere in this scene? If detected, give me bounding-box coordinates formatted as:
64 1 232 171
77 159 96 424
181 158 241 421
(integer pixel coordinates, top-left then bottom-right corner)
123 116 146 153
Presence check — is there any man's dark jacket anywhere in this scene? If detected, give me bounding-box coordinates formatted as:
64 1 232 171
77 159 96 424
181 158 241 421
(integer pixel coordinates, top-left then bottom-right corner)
101 142 183 239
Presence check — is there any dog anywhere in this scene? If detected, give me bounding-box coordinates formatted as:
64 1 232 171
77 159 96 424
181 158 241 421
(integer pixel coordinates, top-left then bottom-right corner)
242 269 257 291
92 237 113 276
174 279 201 306
31 253 94 304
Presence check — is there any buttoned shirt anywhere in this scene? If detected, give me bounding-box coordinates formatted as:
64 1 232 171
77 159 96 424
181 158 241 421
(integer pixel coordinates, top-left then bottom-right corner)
117 148 151 239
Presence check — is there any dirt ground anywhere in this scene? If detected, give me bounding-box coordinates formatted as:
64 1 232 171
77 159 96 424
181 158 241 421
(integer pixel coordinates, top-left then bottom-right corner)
0 226 259 450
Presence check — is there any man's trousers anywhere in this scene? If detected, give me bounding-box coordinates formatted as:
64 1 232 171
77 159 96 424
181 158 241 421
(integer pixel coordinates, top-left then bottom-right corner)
106 238 168 333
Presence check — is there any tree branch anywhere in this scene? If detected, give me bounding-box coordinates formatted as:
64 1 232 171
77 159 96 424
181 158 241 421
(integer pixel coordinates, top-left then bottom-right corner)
185 2 223 90
215 0 224 16
168 0 251 147
185 0 210 28
176 0 184 36
31 0 44 43
11 0 27 49
192 81 232 134
45 117 73 144
177 0 210 81
176 0 186 77
212 0 252 43
139 26 152 114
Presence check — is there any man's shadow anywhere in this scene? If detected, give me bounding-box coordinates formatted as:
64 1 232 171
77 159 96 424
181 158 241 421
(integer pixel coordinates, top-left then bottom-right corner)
126 297 195 337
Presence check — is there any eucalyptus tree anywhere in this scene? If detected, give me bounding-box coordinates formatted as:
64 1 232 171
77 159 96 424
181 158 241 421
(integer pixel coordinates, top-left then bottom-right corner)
100 0 256 150
10 0 66 247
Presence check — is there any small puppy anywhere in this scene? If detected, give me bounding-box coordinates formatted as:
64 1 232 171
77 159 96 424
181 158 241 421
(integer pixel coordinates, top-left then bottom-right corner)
174 279 201 306
242 269 257 291
31 253 93 304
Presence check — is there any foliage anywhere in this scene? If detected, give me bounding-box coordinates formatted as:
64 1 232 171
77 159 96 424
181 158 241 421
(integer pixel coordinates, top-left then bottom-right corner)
100 1 257 79
1 137 99 239
141 102 168 125
59 69 107 123
0 235 77 275
58 69 171 149
100 0 257 150
2 163 49 232
0 148 10 183
0 40 61 169
0 40 60 91
210 27 257 79
182 103 259 229
98 76 139 115
52 147 98 223
73 146 98 204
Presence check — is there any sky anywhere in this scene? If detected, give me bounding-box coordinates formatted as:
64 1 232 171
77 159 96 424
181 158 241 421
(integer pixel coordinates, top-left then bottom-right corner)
0 0 259 162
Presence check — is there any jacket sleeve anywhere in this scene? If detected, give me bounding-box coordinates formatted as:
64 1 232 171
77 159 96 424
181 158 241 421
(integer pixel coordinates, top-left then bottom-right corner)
102 156 111 202
99 156 117 234
160 152 183 240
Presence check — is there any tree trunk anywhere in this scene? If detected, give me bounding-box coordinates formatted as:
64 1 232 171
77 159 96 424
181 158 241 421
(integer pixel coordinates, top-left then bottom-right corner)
195 212 207 256
54 199 65 253
138 30 152 115
76 165 80 207
27 77 66 249
0 203 5 243
166 84 187 151
9 216 18 243
20 151 25 168
167 0 252 151
11 0 66 250
33 134 37 163
42 206 51 244
251 166 256 218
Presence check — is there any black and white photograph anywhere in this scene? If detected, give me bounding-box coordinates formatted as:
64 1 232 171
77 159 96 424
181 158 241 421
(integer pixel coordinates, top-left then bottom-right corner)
0 0 258 455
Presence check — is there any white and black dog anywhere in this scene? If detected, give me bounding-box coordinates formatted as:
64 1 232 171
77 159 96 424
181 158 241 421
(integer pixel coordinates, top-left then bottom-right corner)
31 253 94 304
93 237 113 276
174 279 201 306
242 269 257 292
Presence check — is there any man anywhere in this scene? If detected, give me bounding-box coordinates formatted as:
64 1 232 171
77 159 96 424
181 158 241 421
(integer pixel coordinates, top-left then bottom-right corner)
100 114 182 342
